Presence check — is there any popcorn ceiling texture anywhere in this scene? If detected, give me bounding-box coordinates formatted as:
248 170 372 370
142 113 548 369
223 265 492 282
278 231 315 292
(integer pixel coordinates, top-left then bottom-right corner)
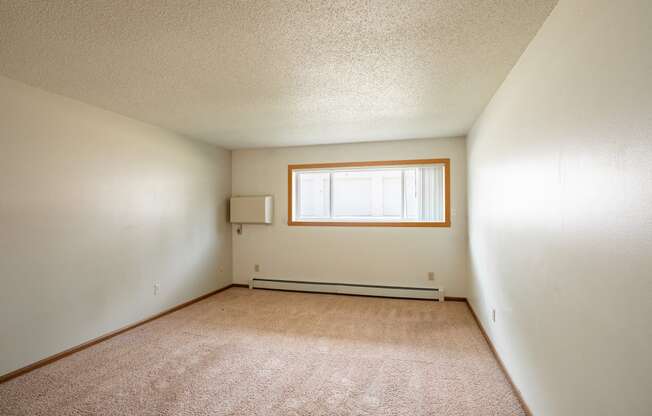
0 288 525 415
0 1 556 148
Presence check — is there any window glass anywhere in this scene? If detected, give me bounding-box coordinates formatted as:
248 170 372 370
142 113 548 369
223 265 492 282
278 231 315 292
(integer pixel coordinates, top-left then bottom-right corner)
291 161 447 225
297 172 330 218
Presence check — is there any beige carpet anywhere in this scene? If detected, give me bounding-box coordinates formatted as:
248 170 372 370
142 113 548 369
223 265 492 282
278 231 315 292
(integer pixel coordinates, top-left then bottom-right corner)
0 288 525 415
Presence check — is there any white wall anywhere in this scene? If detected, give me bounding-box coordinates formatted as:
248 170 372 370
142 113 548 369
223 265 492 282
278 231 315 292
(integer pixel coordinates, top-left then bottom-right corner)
467 1 652 415
232 137 468 296
0 76 232 376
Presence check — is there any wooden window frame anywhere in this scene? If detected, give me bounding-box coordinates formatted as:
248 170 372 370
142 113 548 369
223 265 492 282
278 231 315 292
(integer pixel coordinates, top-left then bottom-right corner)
287 159 451 227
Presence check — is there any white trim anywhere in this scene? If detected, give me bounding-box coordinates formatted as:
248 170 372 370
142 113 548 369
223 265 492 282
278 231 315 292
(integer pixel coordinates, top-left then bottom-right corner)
250 278 444 301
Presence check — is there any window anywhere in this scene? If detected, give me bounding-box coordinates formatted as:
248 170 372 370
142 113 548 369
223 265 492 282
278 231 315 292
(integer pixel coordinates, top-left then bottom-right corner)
288 159 450 227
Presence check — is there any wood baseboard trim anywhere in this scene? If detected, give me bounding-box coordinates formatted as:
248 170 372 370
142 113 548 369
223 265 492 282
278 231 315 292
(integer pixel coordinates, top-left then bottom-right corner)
465 300 533 416
0 283 237 384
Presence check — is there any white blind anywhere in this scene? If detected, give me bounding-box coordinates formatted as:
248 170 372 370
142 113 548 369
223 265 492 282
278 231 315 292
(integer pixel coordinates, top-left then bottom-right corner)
419 166 444 222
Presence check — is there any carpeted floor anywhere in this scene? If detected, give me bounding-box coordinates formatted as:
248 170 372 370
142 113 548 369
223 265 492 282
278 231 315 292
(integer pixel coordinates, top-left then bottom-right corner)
0 287 525 415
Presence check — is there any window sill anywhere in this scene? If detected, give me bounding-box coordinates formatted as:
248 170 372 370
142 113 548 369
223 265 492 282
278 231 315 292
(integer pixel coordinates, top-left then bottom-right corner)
287 220 451 228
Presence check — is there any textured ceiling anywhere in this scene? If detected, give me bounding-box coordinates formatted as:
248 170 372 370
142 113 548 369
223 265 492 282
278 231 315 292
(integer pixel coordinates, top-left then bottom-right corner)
0 1 556 149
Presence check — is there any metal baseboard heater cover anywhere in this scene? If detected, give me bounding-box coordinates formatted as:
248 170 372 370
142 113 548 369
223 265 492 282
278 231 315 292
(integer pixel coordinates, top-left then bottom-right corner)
249 278 444 301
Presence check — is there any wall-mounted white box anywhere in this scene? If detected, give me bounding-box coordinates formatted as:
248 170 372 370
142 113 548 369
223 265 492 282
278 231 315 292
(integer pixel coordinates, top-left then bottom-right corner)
230 196 273 224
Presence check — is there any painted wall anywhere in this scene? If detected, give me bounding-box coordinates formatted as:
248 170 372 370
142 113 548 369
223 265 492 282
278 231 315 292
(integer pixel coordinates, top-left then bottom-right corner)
232 137 468 296
0 76 232 376
466 0 652 415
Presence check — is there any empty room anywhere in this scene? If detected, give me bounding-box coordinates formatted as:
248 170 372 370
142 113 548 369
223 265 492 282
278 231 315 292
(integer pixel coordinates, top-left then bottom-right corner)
0 1 650 415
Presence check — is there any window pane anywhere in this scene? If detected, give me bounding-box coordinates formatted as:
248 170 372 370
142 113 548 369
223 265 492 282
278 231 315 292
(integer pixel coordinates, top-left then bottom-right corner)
297 172 330 218
291 162 447 224
403 168 418 219
381 173 402 217
332 169 403 218
332 171 373 216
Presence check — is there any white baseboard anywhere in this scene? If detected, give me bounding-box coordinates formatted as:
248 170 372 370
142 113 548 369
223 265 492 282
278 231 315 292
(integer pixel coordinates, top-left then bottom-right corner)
249 278 444 301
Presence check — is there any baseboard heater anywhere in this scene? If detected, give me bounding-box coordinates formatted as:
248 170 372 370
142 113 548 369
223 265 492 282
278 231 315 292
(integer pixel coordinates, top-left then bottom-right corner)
249 278 444 301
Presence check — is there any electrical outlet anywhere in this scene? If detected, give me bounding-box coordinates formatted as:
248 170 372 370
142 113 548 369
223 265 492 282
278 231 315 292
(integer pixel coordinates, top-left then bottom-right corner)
427 272 435 281
254 264 260 272
154 282 160 295
492 308 496 323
